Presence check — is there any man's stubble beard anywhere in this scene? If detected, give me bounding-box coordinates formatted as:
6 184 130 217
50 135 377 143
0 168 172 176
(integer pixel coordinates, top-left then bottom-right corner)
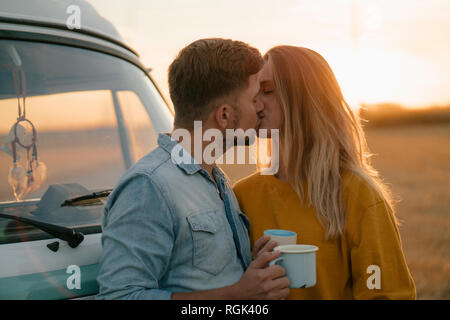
223 103 252 147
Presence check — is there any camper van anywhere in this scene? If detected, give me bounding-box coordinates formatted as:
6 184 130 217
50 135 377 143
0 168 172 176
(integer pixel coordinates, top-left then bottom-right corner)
0 0 173 299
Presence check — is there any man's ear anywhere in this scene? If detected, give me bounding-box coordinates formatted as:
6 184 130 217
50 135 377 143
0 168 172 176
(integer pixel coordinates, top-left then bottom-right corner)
214 104 233 129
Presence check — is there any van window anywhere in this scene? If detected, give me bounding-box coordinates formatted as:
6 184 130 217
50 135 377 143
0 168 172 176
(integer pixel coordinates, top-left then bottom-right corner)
1 90 125 201
117 91 158 162
0 40 173 244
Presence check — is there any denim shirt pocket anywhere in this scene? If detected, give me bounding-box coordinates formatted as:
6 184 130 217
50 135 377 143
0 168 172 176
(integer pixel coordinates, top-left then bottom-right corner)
187 210 234 276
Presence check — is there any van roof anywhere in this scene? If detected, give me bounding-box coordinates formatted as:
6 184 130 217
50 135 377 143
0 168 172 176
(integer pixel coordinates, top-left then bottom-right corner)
0 0 126 48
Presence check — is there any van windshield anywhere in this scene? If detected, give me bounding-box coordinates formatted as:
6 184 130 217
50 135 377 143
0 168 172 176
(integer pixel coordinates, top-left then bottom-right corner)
0 40 173 243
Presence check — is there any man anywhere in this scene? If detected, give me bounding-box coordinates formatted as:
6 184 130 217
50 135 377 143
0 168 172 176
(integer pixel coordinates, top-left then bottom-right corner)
96 38 289 299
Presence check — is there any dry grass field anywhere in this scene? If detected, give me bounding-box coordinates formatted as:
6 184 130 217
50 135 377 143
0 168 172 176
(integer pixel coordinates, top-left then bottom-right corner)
221 123 450 300
364 124 450 300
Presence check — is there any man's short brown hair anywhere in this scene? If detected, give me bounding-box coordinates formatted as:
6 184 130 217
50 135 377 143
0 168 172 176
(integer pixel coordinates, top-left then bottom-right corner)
168 38 264 129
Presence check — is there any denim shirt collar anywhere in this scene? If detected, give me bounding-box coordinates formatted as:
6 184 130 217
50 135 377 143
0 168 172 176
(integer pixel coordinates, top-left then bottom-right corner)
158 133 201 175
157 133 226 183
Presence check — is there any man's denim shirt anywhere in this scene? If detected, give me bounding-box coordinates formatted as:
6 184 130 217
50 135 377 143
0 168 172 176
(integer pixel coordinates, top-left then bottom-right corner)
96 133 252 300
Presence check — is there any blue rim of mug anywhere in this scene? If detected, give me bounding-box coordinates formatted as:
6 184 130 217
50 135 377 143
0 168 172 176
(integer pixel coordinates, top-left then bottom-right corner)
264 229 297 237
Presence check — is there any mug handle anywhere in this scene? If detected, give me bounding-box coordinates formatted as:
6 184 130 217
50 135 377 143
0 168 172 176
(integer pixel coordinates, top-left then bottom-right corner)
269 257 284 266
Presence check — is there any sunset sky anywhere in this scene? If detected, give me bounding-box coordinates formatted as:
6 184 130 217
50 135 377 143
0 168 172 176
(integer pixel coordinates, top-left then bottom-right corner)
87 0 450 109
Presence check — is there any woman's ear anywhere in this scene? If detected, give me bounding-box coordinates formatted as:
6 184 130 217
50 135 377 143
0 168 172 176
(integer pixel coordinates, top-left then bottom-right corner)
214 104 233 129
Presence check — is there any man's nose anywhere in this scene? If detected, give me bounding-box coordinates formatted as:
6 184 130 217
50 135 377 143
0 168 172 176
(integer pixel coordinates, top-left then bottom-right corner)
254 97 264 113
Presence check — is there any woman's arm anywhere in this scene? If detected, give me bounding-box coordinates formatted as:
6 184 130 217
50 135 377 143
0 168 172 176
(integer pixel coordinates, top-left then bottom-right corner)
348 201 416 300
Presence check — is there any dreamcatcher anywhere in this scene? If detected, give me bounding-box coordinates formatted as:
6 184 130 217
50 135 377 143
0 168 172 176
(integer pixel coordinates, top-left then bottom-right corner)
5 67 47 200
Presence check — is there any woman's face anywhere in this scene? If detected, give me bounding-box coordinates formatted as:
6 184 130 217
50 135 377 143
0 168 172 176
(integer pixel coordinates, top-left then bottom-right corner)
257 61 283 135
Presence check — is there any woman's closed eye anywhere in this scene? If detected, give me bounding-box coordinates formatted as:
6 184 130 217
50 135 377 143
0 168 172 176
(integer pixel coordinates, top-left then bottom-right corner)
261 86 274 95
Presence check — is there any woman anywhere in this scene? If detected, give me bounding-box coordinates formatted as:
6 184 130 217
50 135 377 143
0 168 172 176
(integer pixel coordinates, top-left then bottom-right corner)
233 46 416 299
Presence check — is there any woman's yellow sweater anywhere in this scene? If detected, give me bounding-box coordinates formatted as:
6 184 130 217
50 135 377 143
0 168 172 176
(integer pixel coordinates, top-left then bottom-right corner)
233 171 416 300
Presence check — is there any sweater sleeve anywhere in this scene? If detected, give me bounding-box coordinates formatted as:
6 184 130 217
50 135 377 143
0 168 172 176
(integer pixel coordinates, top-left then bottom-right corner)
347 201 416 299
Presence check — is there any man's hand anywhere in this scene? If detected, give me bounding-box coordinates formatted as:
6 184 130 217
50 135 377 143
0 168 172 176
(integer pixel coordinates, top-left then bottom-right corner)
172 235 289 300
252 235 278 260
230 249 290 300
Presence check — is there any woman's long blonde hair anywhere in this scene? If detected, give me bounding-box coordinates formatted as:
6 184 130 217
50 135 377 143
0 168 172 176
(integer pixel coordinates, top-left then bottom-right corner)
265 45 396 240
